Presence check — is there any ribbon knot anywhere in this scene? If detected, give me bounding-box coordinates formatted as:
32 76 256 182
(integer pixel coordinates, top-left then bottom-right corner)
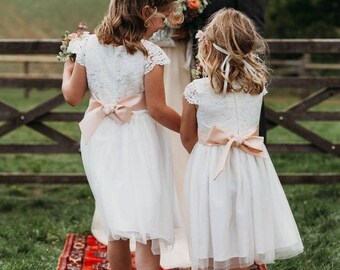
102 104 117 116
200 125 265 180
233 135 244 147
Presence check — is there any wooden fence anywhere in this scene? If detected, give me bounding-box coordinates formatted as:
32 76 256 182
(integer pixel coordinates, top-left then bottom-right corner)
0 39 339 184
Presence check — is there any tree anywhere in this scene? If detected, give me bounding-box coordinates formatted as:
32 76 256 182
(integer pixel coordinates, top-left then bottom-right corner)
265 0 340 38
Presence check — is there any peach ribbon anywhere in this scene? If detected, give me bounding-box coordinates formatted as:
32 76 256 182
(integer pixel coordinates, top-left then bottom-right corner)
79 92 146 144
199 125 265 180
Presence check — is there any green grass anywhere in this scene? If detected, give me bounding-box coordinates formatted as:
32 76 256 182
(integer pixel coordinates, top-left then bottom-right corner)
0 184 94 270
0 184 339 270
0 0 109 39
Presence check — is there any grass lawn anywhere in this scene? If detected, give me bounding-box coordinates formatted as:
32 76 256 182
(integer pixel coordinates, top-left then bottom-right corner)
0 88 339 269
0 184 339 270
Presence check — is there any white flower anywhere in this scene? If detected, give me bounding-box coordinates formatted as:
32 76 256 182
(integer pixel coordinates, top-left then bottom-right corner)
195 30 205 42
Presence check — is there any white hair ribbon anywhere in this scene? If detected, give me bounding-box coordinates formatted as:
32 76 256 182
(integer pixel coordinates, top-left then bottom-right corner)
212 43 232 95
212 43 259 93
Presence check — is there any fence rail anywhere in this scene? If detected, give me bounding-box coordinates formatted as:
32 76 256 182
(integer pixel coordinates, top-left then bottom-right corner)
0 39 339 184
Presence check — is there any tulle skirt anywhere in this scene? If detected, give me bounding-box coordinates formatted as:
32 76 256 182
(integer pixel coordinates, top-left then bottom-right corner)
80 110 182 255
184 144 304 270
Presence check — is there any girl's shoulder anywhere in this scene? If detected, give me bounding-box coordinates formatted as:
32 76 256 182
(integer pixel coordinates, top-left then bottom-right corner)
184 78 210 105
142 39 170 74
190 77 211 94
82 33 99 47
141 39 162 51
142 39 169 59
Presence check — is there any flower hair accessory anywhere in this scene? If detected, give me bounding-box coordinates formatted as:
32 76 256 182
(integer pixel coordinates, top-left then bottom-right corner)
212 44 232 94
195 30 205 42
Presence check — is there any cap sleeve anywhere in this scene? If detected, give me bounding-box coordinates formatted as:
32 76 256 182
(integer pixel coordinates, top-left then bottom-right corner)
183 81 199 105
143 40 170 75
76 36 90 67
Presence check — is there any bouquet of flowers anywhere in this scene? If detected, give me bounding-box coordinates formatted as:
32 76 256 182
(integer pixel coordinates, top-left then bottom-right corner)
179 0 210 33
57 22 91 62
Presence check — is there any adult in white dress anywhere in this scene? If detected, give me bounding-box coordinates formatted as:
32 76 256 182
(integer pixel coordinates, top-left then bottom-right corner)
150 27 192 267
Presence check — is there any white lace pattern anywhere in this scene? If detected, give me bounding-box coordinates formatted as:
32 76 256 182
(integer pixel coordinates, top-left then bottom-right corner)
184 78 266 135
76 36 170 104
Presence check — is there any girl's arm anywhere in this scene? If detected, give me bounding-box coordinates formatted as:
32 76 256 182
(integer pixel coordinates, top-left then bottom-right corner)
61 60 87 107
180 98 198 153
144 64 181 133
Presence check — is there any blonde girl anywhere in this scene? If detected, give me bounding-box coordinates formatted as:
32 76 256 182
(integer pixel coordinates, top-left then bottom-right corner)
181 8 303 270
62 1 185 269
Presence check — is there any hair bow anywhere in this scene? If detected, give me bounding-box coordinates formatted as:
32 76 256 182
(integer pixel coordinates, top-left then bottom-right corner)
195 30 205 42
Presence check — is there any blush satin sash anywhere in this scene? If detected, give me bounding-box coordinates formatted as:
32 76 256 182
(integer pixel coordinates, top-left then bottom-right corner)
199 125 266 180
79 92 146 144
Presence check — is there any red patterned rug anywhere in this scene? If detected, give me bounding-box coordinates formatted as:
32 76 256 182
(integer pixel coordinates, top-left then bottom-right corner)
57 234 190 270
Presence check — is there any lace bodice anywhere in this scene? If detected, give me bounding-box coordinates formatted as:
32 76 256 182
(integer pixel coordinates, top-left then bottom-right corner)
76 35 170 103
184 78 266 135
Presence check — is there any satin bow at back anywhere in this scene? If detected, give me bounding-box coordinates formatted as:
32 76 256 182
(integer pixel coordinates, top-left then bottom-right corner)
79 92 146 144
199 125 265 180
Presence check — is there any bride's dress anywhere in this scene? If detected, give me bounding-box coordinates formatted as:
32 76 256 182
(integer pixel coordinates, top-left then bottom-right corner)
152 30 192 268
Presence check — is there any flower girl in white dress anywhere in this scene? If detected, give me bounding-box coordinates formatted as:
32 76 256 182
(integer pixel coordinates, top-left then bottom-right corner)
61 0 185 269
181 9 304 270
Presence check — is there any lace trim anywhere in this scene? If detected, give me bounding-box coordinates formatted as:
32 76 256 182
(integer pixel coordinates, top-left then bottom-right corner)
183 82 199 105
143 40 170 74
76 36 91 67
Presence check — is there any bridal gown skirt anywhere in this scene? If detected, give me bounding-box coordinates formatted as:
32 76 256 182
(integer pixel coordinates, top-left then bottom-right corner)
163 40 191 217
161 41 192 267
81 110 183 255
185 144 304 270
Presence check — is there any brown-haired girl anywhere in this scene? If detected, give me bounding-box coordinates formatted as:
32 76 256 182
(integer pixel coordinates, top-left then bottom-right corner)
61 1 185 269
181 8 303 270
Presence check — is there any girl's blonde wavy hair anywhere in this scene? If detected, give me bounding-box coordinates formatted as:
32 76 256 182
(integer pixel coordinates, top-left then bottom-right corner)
95 0 177 55
198 8 269 95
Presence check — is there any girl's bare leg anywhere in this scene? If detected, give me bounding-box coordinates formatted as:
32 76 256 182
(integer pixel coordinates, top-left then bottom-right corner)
107 239 132 270
135 240 160 270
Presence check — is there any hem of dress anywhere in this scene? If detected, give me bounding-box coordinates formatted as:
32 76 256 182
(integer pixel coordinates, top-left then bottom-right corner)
92 228 176 255
191 243 304 270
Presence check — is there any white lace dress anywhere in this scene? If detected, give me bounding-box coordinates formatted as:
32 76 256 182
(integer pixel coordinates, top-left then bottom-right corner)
183 78 304 270
76 35 182 255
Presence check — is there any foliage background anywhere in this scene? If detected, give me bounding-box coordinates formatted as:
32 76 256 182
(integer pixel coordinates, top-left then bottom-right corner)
265 0 340 38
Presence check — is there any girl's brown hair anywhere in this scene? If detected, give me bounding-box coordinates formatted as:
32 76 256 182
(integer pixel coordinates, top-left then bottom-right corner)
198 8 269 95
95 0 177 55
